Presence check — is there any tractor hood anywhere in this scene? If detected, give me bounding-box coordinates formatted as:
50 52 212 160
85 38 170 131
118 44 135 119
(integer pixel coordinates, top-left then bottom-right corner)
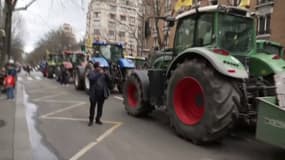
249 53 285 77
118 58 135 68
63 61 73 69
91 57 109 68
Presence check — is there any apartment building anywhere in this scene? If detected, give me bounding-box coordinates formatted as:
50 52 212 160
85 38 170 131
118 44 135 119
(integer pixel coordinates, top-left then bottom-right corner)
85 0 143 56
145 0 285 51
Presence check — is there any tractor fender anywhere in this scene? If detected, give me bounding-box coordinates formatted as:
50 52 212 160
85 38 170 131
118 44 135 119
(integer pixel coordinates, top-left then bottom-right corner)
118 58 136 69
166 47 249 79
130 70 150 101
249 54 285 77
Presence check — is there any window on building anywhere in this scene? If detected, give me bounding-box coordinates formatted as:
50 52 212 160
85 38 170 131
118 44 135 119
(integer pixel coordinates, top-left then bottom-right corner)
108 30 115 39
120 15 126 21
110 13 116 20
165 0 172 12
94 12 100 18
129 16 136 24
94 29 100 36
110 4 117 10
257 14 271 35
108 21 116 28
119 31 125 38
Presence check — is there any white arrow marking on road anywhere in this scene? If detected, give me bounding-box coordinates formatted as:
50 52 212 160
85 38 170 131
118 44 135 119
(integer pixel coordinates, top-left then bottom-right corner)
114 96 123 101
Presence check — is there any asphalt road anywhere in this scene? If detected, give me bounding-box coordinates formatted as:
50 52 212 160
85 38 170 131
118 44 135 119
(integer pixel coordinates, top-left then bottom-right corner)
18 71 284 160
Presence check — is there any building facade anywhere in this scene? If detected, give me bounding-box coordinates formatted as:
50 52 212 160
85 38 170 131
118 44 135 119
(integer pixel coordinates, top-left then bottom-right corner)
144 0 285 52
85 0 143 56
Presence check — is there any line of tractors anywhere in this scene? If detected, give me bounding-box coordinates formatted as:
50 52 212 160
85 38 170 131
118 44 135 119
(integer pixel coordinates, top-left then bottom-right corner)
39 4 285 149
40 41 148 93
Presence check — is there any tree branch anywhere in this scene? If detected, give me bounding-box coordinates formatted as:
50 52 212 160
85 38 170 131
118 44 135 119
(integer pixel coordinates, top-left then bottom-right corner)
14 0 37 12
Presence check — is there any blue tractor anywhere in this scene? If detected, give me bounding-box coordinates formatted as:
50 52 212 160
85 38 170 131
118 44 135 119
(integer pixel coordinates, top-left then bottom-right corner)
74 41 135 93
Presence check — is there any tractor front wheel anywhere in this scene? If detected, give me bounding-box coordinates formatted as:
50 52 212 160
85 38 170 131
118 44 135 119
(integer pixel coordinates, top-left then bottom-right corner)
167 58 240 143
123 75 153 117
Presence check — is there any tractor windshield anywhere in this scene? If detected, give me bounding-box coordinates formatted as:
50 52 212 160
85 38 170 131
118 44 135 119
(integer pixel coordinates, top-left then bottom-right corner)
95 44 123 61
217 13 254 55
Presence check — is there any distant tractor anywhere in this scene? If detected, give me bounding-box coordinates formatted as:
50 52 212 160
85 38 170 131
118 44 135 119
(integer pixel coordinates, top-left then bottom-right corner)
256 40 284 59
45 53 63 78
74 41 135 93
56 50 85 83
123 4 285 147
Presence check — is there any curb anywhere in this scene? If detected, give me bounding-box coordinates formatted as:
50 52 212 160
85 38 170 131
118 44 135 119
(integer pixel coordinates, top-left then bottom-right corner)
13 82 32 160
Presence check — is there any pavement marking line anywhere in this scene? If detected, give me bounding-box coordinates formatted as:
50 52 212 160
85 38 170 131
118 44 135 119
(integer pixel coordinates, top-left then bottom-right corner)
27 76 33 81
69 122 122 160
35 76 41 80
33 92 66 101
18 77 23 81
113 96 123 101
40 102 86 119
42 117 88 122
37 100 86 104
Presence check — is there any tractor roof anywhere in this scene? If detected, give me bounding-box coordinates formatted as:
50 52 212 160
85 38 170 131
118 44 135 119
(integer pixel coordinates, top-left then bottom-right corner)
93 41 123 48
176 5 251 20
256 40 283 47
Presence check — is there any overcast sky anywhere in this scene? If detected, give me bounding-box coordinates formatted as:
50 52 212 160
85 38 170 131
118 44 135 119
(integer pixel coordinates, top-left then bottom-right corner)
16 0 90 53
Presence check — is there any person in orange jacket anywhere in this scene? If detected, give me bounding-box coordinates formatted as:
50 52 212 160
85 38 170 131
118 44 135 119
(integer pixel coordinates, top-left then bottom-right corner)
4 71 16 100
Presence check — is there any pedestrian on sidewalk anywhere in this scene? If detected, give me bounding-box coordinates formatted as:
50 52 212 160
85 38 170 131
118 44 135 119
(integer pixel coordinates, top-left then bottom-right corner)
88 62 111 126
3 71 16 100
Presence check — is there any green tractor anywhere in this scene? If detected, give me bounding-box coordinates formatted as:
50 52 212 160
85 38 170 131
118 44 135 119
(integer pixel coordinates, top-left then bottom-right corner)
45 53 63 78
123 4 285 147
256 40 285 60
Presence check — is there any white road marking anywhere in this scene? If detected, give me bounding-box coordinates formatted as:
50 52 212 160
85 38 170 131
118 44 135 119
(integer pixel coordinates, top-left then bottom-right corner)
69 122 122 160
35 76 41 80
27 76 33 81
33 92 66 101
114 96 123 101
42 117 88 122
40 102 86 119
18 77 23 81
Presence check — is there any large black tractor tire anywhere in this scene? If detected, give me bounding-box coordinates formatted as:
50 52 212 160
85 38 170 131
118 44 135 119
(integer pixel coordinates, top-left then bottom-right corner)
74 70 84 90
123 75 153 117
167 58 240 143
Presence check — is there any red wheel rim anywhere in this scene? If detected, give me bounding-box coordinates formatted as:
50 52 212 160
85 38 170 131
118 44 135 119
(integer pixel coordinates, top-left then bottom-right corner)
173 77 205 125
127 83 138 108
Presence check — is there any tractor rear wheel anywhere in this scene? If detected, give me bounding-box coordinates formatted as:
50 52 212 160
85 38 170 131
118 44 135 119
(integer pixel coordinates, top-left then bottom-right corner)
84 67 91 94
123 75 153 117
167 58 240 143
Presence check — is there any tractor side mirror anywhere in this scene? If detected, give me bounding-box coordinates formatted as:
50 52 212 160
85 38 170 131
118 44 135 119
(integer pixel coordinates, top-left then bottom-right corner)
166 16 175 27
144 20 151 38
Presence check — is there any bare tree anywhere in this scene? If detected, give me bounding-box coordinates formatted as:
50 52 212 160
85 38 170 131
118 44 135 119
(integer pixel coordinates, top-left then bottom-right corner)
25 26 79 65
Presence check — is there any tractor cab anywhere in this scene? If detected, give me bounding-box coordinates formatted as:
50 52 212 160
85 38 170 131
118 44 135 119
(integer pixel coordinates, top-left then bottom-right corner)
93 41 124 63
174 5 255 58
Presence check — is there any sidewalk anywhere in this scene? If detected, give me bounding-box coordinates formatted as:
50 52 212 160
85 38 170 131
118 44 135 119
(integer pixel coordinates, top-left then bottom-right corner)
0 94 15 160
0 82 32 160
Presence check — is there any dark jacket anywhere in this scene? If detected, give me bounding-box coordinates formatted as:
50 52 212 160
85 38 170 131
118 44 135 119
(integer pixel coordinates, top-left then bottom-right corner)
88 70 110 101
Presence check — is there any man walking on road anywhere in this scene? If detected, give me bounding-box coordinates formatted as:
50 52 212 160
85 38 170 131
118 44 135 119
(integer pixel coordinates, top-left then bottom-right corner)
88 62 110 126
